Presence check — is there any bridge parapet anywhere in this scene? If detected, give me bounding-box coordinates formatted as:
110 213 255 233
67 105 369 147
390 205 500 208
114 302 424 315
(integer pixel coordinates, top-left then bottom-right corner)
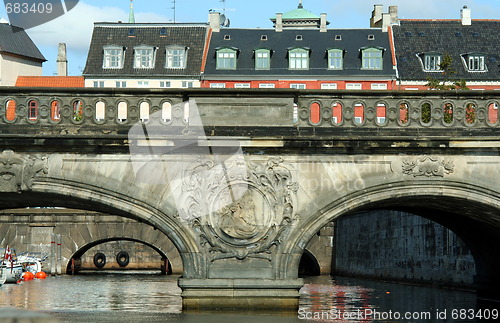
0 88 498 137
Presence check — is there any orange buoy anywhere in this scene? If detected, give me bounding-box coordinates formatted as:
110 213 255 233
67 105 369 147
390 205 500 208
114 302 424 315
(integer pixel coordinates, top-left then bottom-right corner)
35 272 47 279
23 272 35 281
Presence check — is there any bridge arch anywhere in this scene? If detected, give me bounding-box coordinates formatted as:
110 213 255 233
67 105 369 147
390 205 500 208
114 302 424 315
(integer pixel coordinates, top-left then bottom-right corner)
282 181 500 298
0 179 201 278
67 237 175 274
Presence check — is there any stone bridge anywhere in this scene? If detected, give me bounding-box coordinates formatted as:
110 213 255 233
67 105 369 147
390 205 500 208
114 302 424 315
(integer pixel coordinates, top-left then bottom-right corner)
0 88 499 310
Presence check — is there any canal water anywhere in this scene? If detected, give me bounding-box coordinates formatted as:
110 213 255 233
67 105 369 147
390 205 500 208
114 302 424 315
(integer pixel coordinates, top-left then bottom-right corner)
0 274 497 322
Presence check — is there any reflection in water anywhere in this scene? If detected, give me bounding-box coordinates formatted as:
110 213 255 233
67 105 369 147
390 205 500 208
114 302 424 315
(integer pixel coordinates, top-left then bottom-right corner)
0 274 497 322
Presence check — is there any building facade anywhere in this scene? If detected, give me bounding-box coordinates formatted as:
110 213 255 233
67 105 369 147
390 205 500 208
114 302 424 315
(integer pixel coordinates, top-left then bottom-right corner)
83 23 210 89
201 4 397 90
0 21 46 87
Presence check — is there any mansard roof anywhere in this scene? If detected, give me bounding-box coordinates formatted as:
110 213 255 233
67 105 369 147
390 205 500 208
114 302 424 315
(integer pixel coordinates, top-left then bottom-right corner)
392 20 500 81
203 28 395 79
83 23 208 78
0 23 46 62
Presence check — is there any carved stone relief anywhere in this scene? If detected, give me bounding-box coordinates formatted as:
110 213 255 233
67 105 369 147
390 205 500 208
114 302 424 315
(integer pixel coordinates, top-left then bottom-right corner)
0 150 48 192
176 156 299 261
402 156 454 177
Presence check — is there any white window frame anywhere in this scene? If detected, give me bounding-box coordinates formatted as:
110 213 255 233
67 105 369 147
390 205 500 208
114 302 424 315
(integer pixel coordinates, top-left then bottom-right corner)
289 48 309 70
134 46 155 69
467 54 486 72
328 49 343 70
137 81 149 88
103 46 124 69
116 81 127 88
160 81 171 88
423 53 442 71
259 83 275 89
216 48 237 70
371 83 387 90
362 48 383 70
321 83 338 90
346 83 362 90
255 49 271 70
93 81 104 88
210 83 226 88
166 46 187 69
290 84 307 89
182 81 194 88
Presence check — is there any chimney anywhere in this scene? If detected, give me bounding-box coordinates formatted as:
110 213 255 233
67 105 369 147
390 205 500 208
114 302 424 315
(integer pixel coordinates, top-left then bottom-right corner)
381 13 391 32
320 13 327 32
275 13 283 32
461 5 471 25
370 4 383 27
56 43 67 77
209 11 221 32
389 6 398 24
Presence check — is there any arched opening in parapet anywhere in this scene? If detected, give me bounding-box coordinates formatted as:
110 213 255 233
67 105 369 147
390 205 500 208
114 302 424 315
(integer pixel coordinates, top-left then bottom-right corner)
66 238 173 275
298 249 321 277
288 185 500 300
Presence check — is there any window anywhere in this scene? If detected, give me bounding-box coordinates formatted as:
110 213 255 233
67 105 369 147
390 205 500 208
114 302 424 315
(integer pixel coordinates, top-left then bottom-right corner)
328 49 343 70
290 84 306 89
259 83 275 88
137 81 149 88
134 46 155 68
160 27 167 36
93 81 104 88
371 83 387 90
362 48 383 70
166 46 187 68
346 83 362 90
289 48 309 70
296 35 303 41
103 46 124 68
117 102 128 122
321 83 338 89
216 48 237 70
255 49 271 70
160 81 171 88
116 81 127 88
162 102 172 122
73 100 83 121
210 83 226 88
235 83 251 88
182 81 194 88
28 100 38 120
261 35 268 41
423 53 442 71
467 54 486 71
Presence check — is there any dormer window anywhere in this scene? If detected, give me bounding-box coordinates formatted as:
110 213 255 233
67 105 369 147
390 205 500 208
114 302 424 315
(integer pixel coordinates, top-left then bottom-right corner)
327 49 343 70
134 46 155 68
296 35 303 41
421 53 442 71
361 47 383 70
166 46 187 69
465 54 486 71
335 35 342 40
224 35 231 40
368 34 375 40
103 46 124 69
261 35 268 41
255 49 271 70
216 47 238 70
160 27 167 36
288 48 309 70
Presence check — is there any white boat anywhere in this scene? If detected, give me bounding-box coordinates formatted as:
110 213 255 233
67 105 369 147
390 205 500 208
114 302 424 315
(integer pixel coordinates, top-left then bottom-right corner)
17 254 44 274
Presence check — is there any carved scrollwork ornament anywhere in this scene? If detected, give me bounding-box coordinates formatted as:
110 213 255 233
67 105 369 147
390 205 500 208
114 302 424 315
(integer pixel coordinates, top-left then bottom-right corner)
0 150 48 192
177 156 299 261
402 156 454 177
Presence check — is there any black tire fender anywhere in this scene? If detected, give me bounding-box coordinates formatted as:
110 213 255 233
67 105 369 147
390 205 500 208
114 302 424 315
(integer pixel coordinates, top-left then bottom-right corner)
93 252 106 268
116 251 129 267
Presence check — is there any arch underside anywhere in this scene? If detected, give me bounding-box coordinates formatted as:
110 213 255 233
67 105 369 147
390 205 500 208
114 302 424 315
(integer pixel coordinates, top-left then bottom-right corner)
283 182 500 299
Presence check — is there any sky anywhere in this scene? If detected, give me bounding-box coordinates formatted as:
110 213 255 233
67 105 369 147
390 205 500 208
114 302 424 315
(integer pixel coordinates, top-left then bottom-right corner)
1 0 500 76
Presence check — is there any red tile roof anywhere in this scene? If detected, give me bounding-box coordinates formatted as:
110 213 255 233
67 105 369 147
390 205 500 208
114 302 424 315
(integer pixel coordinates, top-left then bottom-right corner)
16 76 84 87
